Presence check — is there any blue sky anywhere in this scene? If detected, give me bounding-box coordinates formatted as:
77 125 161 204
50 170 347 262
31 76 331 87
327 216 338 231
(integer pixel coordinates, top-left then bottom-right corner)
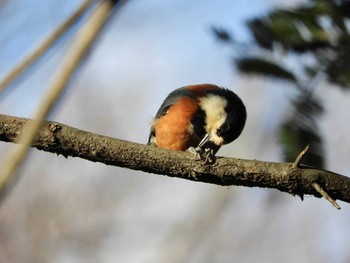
0 0 270 115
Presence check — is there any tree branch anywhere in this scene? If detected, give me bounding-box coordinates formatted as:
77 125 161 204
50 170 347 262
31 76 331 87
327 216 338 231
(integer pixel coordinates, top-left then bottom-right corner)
1 113 350 208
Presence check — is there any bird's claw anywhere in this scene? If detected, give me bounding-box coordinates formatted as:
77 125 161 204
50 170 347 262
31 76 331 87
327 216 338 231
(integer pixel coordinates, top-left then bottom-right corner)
187 146 216 164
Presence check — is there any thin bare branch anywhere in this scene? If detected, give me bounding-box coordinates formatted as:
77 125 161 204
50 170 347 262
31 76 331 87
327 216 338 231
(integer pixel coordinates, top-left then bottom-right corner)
293 144 309 168
0 0 94 94
1 113 350 208
0 1 115 198
312 182 341 209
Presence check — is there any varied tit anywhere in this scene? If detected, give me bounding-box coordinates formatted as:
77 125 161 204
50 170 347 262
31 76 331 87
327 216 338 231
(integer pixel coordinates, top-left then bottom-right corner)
148 84 246 159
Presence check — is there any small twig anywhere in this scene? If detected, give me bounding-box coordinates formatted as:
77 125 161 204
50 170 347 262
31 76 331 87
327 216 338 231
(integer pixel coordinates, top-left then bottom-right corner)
0 0 94 95
292 144 310 168
312 182 341 210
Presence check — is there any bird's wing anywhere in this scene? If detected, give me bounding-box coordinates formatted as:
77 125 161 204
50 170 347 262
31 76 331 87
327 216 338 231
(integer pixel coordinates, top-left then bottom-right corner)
147 87 195 145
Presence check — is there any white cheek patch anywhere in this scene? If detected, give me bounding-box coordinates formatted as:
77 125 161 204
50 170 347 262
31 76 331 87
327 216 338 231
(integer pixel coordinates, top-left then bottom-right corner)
199 95 227 145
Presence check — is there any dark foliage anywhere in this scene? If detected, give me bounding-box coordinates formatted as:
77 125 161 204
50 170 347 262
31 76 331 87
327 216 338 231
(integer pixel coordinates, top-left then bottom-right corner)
213 0 350 168
236 57 296 82
211 26 232 42
280 94 324 167
325 35 350 89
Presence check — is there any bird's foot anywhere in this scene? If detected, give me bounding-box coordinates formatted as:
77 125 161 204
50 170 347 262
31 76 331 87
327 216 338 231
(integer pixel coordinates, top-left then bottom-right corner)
187 146 216 164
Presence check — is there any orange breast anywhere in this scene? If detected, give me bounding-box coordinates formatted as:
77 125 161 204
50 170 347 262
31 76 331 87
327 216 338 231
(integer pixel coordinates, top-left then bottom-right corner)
155 97 199 151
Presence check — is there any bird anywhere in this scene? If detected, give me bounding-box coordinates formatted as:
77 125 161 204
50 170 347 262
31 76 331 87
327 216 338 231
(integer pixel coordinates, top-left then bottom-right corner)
148 84 246 160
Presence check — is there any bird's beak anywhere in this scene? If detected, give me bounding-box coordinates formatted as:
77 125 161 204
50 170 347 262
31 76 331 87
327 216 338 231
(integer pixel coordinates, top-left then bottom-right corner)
198 133 211 148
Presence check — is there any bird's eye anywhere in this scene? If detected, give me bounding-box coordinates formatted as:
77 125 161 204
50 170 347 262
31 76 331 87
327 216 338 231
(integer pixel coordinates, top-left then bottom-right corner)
216 126 224 135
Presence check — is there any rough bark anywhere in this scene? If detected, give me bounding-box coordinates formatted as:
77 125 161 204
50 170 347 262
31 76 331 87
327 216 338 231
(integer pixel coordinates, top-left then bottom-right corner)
1 113 349 207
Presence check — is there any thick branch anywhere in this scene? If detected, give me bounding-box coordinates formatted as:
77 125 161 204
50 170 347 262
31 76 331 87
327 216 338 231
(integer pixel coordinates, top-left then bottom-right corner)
1 113 350 206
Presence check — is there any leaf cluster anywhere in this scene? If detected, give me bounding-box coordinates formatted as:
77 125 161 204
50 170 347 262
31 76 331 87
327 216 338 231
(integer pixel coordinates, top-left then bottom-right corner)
212 0 350 168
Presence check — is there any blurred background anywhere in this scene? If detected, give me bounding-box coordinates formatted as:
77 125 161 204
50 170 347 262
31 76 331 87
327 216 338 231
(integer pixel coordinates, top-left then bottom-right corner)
1 0 350 262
